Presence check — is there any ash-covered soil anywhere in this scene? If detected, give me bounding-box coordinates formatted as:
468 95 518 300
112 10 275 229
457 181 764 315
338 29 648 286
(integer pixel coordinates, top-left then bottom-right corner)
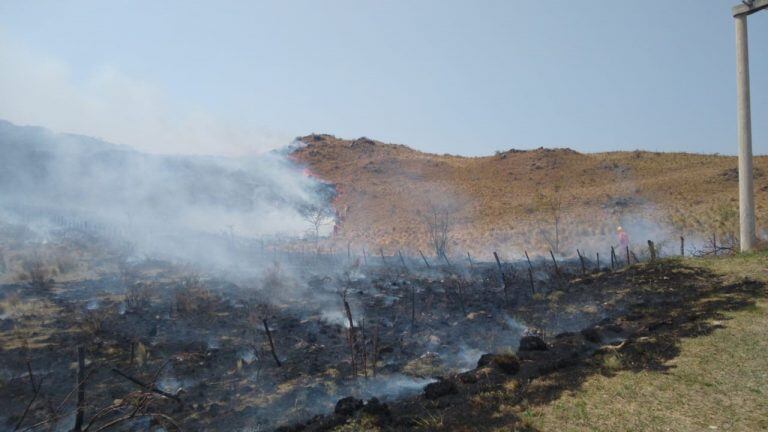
287 262 764 431
1 229 762 431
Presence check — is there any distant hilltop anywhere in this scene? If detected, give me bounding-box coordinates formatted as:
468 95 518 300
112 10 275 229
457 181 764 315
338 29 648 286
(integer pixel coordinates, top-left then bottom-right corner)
291 133 768 257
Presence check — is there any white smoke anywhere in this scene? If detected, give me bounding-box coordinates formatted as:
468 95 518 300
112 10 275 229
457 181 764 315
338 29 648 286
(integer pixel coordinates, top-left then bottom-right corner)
0 119 332 268
0 38 287 156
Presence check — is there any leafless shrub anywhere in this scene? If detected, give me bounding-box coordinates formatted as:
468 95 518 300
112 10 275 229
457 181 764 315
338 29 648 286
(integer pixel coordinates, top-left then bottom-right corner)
22 258 53 291
535 182 566 254
689 202 740 257
422 202 454 259
125 282 153 310
80 308 109 338
118 256 143 311
174 276 216 318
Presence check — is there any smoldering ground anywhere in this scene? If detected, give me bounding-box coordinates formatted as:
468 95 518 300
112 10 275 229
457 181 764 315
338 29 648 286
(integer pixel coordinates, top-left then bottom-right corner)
0 121 737 431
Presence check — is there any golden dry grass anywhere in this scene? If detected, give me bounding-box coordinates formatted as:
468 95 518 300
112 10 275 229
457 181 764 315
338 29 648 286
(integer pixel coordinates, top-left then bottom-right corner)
293 135 768 258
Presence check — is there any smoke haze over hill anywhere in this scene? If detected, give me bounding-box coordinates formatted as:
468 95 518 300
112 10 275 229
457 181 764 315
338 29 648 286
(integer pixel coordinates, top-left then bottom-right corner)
0 119 331 265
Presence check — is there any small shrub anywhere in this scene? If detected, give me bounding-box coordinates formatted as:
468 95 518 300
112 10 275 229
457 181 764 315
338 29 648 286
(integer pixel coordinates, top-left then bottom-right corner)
601 353 622 370
80 308 109 338
412 412 444 430
403 353 446 378
134 341 148 366
22 259 53 291
174 276 216 318
477 353 520 375
125 282 152 310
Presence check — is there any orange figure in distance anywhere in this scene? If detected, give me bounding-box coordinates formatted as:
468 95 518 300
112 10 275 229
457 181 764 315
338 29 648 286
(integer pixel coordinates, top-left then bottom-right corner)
617 226 629 249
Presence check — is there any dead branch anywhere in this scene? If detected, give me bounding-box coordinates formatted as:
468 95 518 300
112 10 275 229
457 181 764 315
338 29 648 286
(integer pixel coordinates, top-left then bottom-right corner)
371 324 379 377
342 298 357 376
418 250 431 269
549 249 561 279
13 376 45 431
524 250 535 295
53 368 96 418
74 346 85 432
26 361 38 393
493 252 510 306
398 250 408 272
262 319 282 367
110 368 181 402
19 408 79 432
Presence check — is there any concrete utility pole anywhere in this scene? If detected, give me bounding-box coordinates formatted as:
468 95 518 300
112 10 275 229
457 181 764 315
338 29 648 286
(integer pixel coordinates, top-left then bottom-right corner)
733 0 767 252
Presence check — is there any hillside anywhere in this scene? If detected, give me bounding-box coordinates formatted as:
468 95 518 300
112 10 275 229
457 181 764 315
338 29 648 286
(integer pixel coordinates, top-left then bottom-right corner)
0 120 328 240
292 134 768 258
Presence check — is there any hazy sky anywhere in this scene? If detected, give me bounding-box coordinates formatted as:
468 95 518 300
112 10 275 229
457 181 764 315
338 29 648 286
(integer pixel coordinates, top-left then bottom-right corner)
0 1 765 156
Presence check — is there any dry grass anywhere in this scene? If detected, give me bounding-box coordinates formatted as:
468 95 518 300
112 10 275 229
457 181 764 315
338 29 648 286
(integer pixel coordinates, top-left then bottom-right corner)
517 252 768 432
21 257 54 291
0 292 65 350
173 276 217 318
125 282 153 310
292 135 768 258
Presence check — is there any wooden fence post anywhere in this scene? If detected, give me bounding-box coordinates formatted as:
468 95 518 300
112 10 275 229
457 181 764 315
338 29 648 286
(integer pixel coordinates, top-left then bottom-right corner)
549 249 561 279
398 250 408 272
647 240 656 262
524 251 535 295
596 252 600 272
262 319 282 367
493 252 510 305
418 250 431 269
74 346 85 432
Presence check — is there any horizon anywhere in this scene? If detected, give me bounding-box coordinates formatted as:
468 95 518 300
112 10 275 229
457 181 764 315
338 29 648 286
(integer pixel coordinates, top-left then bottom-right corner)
4 117 766 159
0 1 766 157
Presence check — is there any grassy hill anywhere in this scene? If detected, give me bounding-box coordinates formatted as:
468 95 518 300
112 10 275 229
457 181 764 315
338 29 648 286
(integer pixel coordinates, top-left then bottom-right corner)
292 134 768 259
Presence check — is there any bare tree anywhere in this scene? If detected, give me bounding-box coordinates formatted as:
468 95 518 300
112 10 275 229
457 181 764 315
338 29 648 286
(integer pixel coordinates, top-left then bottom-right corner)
535 183 565 254
422 202 454 259
302 205 334 253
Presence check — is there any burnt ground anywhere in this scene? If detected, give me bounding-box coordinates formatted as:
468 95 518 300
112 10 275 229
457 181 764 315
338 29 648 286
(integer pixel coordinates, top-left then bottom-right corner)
283 261 766 431
1 238 764 431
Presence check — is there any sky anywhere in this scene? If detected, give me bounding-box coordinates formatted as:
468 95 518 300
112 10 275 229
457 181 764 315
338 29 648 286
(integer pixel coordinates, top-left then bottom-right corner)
0 0 765 157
